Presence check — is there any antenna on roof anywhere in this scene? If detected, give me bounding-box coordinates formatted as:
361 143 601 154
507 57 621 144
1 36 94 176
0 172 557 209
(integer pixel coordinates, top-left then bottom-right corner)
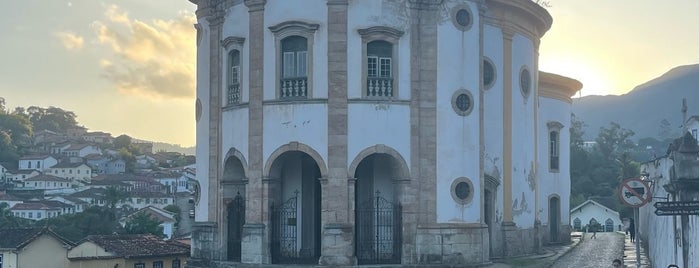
681 98 688 133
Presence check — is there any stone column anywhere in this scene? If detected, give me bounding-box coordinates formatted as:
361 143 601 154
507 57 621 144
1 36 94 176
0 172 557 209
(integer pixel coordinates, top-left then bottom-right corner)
501 26 515 258
242 0 268 264
409 0 442 264
320 0 354 265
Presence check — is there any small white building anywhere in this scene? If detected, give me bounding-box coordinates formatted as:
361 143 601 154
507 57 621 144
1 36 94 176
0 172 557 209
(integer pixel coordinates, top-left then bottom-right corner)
18 155 57 172
570 200 622 232
7 169 42 186
10 202 63 221
47 196 88 213
47 162 92 185
62 143 102 158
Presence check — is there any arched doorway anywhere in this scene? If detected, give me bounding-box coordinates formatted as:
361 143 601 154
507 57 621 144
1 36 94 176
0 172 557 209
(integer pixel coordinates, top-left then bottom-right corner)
222 152 246 262
268 151 322 264
605 218 614 232
353 152 405 265
549 196 560 243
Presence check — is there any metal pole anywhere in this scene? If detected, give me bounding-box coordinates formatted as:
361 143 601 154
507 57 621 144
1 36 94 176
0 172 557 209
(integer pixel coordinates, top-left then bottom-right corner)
634 208 641 268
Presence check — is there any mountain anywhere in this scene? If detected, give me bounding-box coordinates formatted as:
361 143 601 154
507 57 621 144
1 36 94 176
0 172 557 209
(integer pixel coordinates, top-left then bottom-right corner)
572 64 699 141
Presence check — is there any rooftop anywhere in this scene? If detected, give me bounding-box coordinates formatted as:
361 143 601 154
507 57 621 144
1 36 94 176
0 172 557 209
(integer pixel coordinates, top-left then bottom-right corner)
74 234 189 259
0 227 75 249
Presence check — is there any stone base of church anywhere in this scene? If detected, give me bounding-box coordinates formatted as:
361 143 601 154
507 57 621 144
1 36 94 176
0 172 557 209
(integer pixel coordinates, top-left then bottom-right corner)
187 222 219 268
501 221 542 258
241 223 269 264
540 224 572 245
415 223 490 265
318 223 356 266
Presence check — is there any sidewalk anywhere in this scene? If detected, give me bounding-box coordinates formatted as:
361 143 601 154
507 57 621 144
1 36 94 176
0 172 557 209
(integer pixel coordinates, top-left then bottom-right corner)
622 232 651 268
483 232 583 268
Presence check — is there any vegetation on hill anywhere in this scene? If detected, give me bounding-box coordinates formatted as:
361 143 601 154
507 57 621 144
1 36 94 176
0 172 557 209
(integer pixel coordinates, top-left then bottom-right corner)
570 114 640 218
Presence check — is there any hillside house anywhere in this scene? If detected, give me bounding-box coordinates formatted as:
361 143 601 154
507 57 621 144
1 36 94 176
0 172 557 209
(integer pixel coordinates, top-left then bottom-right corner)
0 192 23 209
10 202 63 221
62 144 102 158
33 129 64 144
48 162 92 185
0 227 75 268
47 196 88 213
82 131 113 144
23 174 73 189
66 126 87 139
570 200 622 232
18 155 57 172
67 235 188 268
686 115 699 144
7 169 41 186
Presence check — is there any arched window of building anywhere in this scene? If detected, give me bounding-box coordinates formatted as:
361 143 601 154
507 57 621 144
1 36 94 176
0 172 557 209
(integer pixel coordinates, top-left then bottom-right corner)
547 121 564 172
549 131 559 170
228 49 241 104
269 21 318 100
605 218 614 232
358 26 404 99
573 218 581 231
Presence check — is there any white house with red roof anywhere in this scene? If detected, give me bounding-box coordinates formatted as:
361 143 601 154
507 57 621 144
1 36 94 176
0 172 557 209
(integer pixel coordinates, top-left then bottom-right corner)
569 199 622 232
120 206 177 239
7 169 41 186
0 191 24 208
82 131 113 144
47 162 92 185
23 174 73 189
10 202 63 221
18 155 57 172
62 143 102 157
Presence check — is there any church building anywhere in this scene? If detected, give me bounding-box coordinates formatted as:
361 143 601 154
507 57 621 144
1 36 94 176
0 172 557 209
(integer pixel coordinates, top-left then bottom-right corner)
188 0 581 266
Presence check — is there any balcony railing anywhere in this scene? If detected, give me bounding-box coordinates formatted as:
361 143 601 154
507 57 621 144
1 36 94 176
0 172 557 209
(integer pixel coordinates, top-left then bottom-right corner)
227 84 240 105
367 77 393 98
280 78 308 99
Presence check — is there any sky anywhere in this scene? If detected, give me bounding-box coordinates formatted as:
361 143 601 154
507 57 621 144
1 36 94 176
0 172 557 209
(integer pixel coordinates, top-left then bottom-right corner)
1 0 698 147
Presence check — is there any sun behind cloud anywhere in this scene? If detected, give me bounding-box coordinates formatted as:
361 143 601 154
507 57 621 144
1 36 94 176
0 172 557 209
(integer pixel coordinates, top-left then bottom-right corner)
54 31 84 51
93 5 196 100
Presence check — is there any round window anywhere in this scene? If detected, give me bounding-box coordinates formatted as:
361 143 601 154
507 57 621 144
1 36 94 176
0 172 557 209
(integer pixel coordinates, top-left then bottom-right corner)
451 89 474 116
483 59 495 89
450 177 474 205
520 67 531 97
451 6 473 31
195 98 203 122
456 9 470 27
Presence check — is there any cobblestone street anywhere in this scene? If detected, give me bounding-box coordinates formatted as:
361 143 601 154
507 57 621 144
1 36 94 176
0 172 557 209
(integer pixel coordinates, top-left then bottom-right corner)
552 232 624 268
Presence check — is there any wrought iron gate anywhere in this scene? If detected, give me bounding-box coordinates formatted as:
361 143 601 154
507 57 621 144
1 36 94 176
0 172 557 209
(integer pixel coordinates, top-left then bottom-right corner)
356 191 402 264
227 192 245 262
271 191 316 264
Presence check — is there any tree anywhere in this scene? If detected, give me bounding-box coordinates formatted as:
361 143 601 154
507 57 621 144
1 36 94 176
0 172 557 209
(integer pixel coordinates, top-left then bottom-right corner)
595 122 635 159
124 212 164 237
114 134 133 150
0 112 32 163
0 202 32 228
104 186 130 219
40 206 122 242
26 106 78 133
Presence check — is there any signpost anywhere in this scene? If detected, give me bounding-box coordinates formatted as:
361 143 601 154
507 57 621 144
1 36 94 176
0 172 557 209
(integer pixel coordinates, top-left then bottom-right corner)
618 178 651 268
654 201 699 216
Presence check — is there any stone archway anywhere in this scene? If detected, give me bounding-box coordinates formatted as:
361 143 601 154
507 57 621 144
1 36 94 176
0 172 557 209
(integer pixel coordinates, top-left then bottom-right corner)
349 145 409 265
221 148 247 262
265 143 326 264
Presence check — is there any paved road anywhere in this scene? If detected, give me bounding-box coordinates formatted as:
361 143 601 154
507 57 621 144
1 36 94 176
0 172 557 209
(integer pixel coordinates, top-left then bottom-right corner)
552 232 624 268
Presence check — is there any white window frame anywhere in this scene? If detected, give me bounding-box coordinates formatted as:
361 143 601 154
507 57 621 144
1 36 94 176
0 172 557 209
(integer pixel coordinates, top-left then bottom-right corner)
358 26 404 99
269 21 319 99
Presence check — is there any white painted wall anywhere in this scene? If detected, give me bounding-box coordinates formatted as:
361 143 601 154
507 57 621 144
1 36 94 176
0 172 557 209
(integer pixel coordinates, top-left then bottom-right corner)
264 0 328 100
509 33 536 228
639 157 699 268
347 103 410 173
435 2 481 223
263 104 328 170
537 97 572 226
222 108 249 167
483 24 505 226
195 19 212 222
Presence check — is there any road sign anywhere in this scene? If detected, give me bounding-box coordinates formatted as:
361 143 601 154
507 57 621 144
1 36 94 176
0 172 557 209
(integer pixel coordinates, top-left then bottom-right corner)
654 208 699 216
618 178 651 208
653 201 699 216
654 201 699 210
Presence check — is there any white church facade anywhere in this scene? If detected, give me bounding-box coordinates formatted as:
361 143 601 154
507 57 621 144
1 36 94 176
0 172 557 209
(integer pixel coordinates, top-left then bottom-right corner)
188 0 581 266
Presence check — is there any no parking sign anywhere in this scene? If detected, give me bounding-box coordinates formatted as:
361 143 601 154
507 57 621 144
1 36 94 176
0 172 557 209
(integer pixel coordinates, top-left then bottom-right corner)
618 177 651 208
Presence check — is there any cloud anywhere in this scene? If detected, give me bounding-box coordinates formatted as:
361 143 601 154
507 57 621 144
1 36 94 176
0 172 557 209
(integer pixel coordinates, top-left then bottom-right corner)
93 5 196 99
54 31 84 51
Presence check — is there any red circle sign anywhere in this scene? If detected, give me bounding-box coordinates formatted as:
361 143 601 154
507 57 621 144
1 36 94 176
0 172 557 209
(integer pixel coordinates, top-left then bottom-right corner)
618 178 651 208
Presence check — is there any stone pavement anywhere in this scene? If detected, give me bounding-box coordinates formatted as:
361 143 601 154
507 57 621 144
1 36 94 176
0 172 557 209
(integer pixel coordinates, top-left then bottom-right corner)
482 232 583 268
622 232 651 268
